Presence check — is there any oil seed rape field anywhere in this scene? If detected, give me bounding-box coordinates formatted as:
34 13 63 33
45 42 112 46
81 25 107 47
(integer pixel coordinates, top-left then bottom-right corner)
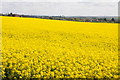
1 16 118 79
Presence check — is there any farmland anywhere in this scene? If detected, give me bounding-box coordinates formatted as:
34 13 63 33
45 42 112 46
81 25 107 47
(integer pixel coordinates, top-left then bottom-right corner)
1 16 118 79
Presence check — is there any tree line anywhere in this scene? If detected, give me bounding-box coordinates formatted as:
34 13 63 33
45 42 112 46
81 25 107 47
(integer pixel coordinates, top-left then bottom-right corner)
0 13 119 23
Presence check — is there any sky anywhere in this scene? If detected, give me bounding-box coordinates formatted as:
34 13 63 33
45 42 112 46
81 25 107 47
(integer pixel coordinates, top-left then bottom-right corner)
2 0 120 2
1 0 119 16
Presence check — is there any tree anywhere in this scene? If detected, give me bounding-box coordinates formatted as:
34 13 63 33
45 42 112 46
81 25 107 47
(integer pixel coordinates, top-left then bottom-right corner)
104 18 107 21
111 18 115 22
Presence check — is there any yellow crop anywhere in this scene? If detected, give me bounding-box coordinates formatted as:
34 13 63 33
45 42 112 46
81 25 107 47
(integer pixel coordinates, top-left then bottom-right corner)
1 16 118 79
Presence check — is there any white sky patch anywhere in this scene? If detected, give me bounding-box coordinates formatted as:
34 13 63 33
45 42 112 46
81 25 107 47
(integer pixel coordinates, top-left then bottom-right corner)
2 0 120 2
1 2 118 16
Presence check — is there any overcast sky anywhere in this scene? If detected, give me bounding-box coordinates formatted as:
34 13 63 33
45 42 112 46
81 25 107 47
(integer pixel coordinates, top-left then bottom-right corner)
1 0 119 16
2 0 120 2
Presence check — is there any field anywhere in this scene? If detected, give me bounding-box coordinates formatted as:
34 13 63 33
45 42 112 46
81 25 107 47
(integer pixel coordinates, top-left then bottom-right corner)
1 16 118 79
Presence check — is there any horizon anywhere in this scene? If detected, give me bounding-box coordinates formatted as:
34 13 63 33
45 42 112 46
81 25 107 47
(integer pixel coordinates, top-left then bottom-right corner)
1 13 118 17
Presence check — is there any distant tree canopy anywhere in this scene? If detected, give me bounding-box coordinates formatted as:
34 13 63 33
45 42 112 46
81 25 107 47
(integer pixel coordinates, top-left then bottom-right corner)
111 18 115 21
